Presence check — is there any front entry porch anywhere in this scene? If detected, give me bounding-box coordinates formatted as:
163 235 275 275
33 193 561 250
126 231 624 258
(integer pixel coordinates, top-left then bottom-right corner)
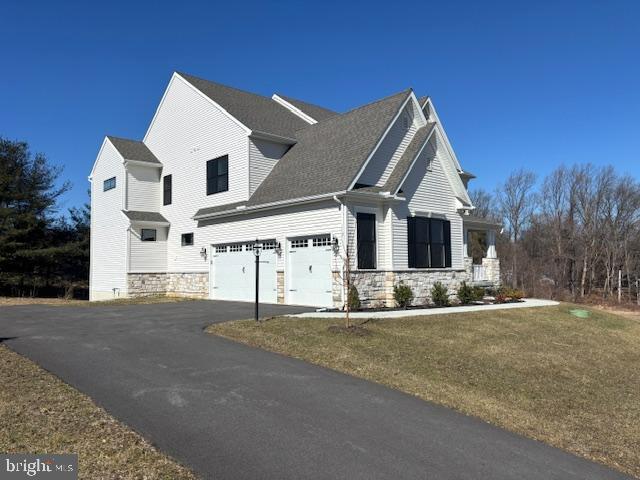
463 215 501 286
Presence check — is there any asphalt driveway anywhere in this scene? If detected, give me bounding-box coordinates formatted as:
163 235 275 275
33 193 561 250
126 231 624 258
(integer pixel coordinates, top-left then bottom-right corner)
0 300 631 479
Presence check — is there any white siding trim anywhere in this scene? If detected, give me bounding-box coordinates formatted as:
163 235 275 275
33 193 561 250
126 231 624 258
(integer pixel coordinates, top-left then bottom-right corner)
271 94 317 124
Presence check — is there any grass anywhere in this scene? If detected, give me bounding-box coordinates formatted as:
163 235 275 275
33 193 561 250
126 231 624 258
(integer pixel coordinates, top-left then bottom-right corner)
0 345 198 480
209 305 640 478
0 295 199 307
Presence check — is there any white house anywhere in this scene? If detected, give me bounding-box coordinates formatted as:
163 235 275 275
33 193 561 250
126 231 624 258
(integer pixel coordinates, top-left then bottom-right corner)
89 72 500 307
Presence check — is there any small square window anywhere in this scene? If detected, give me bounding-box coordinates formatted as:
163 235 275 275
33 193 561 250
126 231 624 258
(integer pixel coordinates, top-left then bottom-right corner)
181 233 194 246
215 245 227 253
141 229 156 242
103 177 116 191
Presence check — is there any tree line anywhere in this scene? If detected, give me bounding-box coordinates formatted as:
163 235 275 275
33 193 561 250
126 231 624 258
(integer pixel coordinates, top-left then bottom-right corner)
472 164 640 303
0 137 89 298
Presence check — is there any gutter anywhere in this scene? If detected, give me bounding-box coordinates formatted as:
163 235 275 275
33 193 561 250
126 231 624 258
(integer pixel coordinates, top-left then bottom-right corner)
193 191 348 221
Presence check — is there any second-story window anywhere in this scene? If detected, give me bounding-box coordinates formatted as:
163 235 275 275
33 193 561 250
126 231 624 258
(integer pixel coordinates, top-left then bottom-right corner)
103 177 116 192
207 155 229 195
163 174 172 206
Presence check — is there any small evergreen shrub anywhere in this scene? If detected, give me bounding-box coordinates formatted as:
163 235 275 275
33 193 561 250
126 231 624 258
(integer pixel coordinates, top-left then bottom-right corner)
457 282 476 305
393 282 414 309
431 282 450 307
472 286 486 301
347 285 361 310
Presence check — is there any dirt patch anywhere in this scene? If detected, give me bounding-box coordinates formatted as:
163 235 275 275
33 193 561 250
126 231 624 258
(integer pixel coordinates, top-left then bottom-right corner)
327 324 371 336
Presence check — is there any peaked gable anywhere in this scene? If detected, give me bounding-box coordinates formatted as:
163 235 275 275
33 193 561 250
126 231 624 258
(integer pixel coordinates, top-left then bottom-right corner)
246 89 411 206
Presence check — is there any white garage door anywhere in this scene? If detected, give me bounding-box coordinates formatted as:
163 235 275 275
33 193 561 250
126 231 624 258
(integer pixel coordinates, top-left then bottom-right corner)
210 243 277 303
287 236 333 307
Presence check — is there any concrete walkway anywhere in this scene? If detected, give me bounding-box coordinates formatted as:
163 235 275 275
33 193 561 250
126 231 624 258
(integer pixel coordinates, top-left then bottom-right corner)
290 298 559 319
0 299 627 480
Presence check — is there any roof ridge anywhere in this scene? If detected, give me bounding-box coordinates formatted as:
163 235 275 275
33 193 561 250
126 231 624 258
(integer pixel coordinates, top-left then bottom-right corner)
177 71 273 101
291 88 413 135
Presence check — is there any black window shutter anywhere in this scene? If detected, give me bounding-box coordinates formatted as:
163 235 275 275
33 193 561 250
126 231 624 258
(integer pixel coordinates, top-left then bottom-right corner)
163 175 172 206
407 217 416 268
444 220 452 268
357 213 376 269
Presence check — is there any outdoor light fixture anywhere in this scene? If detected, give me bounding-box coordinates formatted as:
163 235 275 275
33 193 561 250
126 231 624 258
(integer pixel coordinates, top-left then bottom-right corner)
332 237 339 253
275 241 282 255
200 247 208 261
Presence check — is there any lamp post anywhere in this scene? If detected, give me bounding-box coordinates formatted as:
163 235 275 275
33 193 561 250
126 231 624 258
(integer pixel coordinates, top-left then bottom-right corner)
252 239 262 322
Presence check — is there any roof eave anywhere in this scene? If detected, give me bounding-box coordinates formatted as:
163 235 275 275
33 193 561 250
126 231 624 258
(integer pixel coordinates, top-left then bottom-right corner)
193 191 348 221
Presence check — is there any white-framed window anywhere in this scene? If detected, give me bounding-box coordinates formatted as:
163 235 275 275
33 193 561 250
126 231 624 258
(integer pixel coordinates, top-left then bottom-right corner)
181 233 194 246
262 240 278 250
291 239 308 248
103 176 116 191
215 245 227 253
312 236 331 247
229 244 243 252
141 229 156 242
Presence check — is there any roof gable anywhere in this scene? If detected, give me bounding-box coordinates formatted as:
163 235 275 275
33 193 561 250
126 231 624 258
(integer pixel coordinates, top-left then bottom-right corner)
246 89 412 206
177 72 310 140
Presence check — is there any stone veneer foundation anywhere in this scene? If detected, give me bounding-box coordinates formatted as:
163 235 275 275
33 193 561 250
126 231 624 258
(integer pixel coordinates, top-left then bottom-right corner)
127 258 500 307
346 258 500 308
127 272 208 298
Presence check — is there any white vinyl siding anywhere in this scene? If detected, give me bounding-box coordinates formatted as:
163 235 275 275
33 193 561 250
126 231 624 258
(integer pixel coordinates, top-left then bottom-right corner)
126 164 161 211
199 201 341 274
129 226 167 272
391 136 464 270
249 138 289 195
90 140 128 300
357 100 425 188
343 203 390 271
144 74 250 272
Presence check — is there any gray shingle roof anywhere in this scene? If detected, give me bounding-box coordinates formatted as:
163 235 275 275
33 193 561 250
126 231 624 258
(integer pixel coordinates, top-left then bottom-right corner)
107 136 161 165
276 94 337 122
382 122 436 193
178 73 310 140
122 210 169 223
462 215 502 228
245 89 412 207
193 201 248 219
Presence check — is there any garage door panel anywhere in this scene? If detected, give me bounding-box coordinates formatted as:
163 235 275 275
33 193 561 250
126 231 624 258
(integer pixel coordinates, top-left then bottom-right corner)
211 246 277 303
287 237 333 307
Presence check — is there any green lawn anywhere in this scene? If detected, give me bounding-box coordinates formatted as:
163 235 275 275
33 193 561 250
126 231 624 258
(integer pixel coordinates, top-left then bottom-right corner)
209 305 640 478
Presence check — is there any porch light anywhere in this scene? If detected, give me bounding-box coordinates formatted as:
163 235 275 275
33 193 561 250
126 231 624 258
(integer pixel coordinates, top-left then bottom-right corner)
200 247 207 261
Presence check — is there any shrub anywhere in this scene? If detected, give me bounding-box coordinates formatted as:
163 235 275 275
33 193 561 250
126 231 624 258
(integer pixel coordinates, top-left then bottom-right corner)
472 286 486 301
494 292 508 304
457 282 476 305
347 285 361 310
393 282 414 309
509 288 525 301
431 282 450 307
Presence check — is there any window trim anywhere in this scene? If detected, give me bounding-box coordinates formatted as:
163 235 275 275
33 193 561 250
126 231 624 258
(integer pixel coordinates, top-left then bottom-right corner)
141 228 157 242
103 176 116 192
181 232 194 247
206 155 229 196
163 174 172 206
356 212 377 270
407 216 452 269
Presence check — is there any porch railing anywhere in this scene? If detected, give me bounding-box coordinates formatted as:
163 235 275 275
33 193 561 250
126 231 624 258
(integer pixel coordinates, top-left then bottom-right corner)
472 264 487 282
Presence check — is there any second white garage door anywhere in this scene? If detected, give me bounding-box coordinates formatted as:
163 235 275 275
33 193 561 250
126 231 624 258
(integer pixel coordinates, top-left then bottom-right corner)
287 236 334 307
210 243 277 303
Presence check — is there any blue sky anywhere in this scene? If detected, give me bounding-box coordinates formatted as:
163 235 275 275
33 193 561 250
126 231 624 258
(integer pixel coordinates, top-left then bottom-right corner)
1 0 638 212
